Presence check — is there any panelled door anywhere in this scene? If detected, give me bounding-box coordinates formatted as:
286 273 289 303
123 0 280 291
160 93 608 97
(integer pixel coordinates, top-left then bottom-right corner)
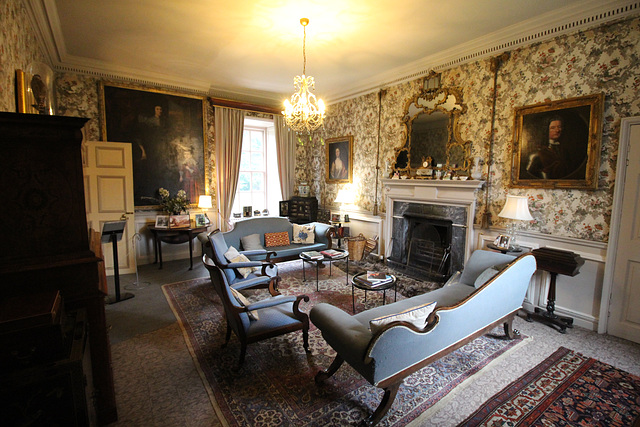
607 118 640 343
83 141 136 275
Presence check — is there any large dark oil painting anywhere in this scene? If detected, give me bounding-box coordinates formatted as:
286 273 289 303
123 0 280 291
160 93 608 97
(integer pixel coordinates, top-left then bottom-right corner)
99 82 208 208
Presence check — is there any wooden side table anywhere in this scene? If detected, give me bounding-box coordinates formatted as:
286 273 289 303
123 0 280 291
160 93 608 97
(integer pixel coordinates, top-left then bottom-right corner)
148 225 208 270
527 247 585 333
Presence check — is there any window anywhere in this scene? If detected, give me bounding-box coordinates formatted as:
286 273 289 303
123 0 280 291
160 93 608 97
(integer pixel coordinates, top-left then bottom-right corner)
232 118 282 217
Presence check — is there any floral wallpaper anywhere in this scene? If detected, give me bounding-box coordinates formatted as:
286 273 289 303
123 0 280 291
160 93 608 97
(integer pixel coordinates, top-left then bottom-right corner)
3 3 638 244
303 15 640 243
0 0 49 112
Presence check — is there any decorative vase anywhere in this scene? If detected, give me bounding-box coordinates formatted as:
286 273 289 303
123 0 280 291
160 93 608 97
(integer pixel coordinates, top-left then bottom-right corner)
471 157 483 180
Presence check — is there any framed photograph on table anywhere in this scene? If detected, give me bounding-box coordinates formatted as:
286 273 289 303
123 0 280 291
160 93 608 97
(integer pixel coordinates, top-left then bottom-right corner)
326 136 353 184
155 215 169 229
510 93 604 189
195 213 206 227
99 81 208 208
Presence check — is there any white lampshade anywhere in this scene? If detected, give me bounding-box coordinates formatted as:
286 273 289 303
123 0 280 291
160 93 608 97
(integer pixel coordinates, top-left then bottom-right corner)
498 195 534 221
197 195 212 209
335 189 351 205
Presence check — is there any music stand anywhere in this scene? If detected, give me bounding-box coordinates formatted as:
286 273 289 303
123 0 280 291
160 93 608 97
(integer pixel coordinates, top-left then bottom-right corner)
102 220 134 304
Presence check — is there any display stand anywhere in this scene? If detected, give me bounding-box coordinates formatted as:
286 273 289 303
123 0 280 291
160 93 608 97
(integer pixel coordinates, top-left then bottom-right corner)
102 221 134 304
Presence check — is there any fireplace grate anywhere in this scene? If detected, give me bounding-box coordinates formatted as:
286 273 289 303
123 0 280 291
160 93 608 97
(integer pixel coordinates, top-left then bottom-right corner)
407 238 451 280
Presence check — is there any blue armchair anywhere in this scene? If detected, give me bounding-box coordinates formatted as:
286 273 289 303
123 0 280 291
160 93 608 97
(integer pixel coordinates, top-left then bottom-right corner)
203 255 310 367
203 229 278 292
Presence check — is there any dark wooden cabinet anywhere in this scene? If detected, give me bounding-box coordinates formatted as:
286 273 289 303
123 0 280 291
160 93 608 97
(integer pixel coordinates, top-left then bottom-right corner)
0 113 116 425
0 310 96 426
286 196 318 224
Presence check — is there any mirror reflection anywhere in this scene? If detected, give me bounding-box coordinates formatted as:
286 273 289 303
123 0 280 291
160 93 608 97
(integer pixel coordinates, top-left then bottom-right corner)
392 81 471 178
409 111 448 169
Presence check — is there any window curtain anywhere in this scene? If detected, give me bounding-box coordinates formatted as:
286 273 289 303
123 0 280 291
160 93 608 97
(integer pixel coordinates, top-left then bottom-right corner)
214 107 245 231
274 115 297 200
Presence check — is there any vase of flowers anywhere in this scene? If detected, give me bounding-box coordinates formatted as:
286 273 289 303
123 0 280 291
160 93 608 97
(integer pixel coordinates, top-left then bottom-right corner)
158 188 190 215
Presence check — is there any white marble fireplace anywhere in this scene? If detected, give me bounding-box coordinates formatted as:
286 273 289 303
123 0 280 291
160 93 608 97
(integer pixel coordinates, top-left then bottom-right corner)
383 179 484 278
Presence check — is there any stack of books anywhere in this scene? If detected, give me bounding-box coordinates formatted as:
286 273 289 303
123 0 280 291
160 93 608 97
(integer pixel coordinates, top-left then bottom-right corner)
354 271 394 287
301 250 324 260
320 249 342 258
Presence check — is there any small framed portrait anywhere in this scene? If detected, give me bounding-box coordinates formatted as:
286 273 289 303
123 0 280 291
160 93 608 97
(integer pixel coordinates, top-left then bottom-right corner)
326 136 353 184
195 213 206 227
155 215 169 229
331 213 341 223
494 234 512 250
243 206 253 217
510 93 604 189
279 200 290 217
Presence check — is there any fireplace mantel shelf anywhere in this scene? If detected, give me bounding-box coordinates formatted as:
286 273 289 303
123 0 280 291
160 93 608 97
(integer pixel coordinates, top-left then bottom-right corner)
382 179 484 203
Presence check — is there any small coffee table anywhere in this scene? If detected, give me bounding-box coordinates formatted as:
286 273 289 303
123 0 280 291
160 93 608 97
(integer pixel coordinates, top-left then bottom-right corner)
351 272 397 313
300 249 349 291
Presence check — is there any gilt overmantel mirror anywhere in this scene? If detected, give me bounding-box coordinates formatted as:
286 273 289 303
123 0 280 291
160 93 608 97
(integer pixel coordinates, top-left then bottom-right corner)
392 78 472 178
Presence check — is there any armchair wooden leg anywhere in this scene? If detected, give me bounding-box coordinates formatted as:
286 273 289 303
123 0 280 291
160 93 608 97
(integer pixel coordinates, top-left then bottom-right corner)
224 321 232 345
237 342 247 367
302 326 310 353
315 355 344 384
503 317 519 339
364 382 401 426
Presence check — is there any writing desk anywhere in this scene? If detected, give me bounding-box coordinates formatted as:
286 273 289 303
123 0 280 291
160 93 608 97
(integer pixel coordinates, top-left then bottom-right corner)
148 225 208 270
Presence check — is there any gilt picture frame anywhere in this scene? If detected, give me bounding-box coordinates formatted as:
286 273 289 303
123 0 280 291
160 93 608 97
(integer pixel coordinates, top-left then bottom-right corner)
510 93 604 189
326 136 353 184
99 81 208 208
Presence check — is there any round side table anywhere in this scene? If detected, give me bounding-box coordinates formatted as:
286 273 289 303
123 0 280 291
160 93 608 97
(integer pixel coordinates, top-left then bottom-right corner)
351 273 397 313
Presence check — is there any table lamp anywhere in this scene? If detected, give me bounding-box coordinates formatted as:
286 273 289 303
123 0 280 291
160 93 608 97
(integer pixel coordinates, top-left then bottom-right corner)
335 189 351 222
198 195 212 225
498 195 533 249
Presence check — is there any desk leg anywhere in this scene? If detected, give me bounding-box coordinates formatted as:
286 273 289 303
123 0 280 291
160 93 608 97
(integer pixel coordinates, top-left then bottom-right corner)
153 233 159 264
157 239 163 270
188 236 194 270
526 272 574 333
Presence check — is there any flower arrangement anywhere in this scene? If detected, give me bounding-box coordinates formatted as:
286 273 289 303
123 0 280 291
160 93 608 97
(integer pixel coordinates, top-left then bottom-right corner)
158 188 190 215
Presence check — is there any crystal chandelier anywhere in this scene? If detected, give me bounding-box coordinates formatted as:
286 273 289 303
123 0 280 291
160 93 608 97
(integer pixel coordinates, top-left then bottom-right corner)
283 18 326 137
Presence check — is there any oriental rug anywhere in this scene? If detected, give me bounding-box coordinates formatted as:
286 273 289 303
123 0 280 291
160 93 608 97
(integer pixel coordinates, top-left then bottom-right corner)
163 261 527 426
459 346 640 426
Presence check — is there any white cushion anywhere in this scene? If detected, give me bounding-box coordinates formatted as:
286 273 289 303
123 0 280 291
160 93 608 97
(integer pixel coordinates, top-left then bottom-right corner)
224 246 258 278
369 301 437 334
292 224 315 244
229 287 259 320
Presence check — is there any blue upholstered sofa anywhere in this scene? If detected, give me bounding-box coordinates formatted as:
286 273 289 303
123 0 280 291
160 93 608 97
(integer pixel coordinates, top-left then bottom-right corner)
310 250 537 425
198 217 333 262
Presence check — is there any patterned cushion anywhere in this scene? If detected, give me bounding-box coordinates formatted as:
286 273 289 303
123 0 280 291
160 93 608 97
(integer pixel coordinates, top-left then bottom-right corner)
369 301 437 334
292 224 315 244
264 231 290 247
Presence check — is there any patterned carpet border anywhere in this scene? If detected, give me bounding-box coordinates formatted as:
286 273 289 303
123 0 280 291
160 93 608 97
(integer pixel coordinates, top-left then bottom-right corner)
459 346 640 426
163 261 529 427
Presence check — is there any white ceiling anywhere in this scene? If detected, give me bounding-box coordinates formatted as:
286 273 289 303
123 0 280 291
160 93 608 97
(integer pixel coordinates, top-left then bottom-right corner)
28 0 633 107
